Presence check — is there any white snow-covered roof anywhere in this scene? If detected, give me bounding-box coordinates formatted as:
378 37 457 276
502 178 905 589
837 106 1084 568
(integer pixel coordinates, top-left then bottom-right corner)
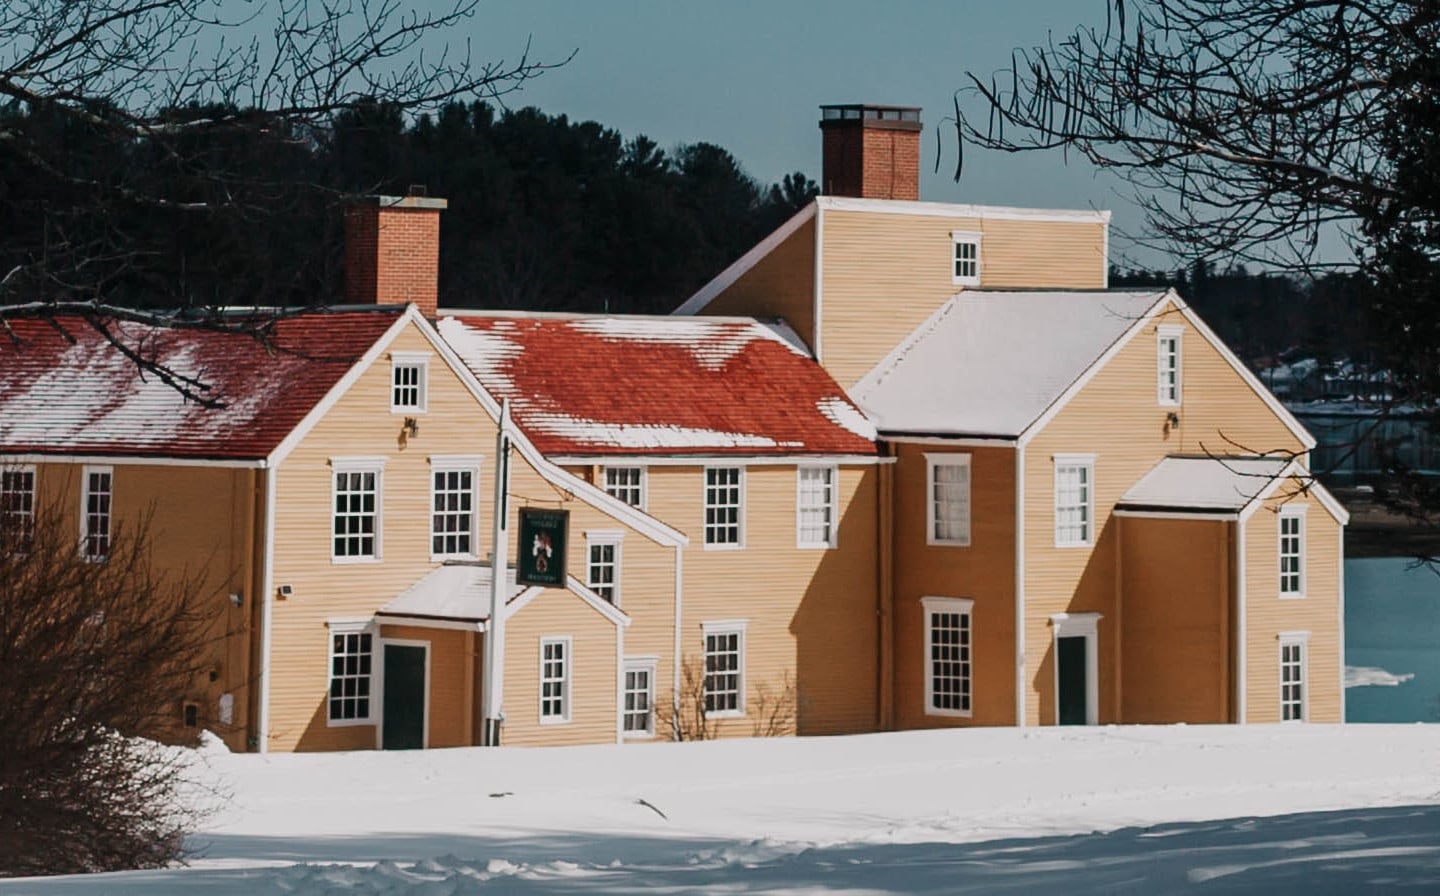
851 290 1168 437
377 564 527 624
1117 456 1293 514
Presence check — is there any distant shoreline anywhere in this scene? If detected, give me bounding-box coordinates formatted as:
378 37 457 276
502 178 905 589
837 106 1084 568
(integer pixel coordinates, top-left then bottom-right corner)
1339 489 1440 560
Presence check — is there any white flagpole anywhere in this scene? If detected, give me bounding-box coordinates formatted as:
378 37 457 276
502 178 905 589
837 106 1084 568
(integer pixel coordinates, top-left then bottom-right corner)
482 398 512 746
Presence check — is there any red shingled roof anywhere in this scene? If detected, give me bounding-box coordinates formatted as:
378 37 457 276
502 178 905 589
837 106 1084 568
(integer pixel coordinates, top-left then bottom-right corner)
0 308 403 460
437 314 877 456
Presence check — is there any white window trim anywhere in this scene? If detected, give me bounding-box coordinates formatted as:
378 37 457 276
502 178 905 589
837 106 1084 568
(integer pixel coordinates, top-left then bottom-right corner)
951 230 983 287
428 456 482 561
389 350 431 414
1279 505 1307 599
621 655 659 738
326 619 377 728
1157 324 1184 406
585 529 624 606
922 596 975 718
702 466 746 551
795 464 839 549
701 619 748 718
925 453 972 547
1278 630 1310 722
1053 454 1096 548
330 457 386 564
539 636 573 725
602 465 647 511
80 464 113 562
2 463 36 548
1050 612 1102 726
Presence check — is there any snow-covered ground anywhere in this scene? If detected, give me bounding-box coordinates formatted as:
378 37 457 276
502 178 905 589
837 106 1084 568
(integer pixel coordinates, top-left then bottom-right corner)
6 724 1440 894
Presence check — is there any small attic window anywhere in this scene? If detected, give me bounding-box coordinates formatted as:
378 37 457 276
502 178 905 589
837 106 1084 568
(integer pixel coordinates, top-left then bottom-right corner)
390 352 430 413
952 231 982 286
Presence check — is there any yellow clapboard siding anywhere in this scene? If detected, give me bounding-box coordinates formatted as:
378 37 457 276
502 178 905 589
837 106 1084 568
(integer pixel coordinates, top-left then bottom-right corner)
891 444 1018 729
1243 481 1343 723
1118 516 1232 723
502 589 619 747
701 217 817 350
819 210 1108 387
1022 301 1307 726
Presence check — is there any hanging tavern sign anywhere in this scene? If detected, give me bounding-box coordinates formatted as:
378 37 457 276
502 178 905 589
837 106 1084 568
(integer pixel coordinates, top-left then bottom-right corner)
516 508 569 587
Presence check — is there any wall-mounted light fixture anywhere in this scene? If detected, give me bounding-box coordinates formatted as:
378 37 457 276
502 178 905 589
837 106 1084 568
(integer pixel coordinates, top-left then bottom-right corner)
403 416 420 438
228 591 243 607
1166 411 1181 428
277 584 294 599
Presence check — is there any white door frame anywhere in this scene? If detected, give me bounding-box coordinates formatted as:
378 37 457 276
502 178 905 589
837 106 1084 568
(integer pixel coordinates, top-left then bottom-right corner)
1050 612 1102 726
377 637 431 750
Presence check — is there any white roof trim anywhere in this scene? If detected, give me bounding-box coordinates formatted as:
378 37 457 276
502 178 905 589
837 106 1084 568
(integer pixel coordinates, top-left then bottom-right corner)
421 317 690 548
1237 459 1350 525
1114 509 1240 522
546 453 886 467
1171 298 1316 452
1017 291 1173 446
503 576 631 628
372 613 487 633
0 452 264 469
674 203 817 316
816 195 1112 224
267 307 416 468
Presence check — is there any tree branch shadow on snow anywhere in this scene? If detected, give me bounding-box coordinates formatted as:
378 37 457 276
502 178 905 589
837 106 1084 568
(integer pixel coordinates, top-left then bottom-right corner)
9 804 1440 894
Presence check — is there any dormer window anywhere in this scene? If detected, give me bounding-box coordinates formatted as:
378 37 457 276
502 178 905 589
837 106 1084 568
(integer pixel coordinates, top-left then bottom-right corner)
390 352 430 412
952 231 982 286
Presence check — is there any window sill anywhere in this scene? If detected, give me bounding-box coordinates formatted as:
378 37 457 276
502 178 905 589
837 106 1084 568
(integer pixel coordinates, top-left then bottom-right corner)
623 730 657 740
704 709 745 720
1279 593 1307 601
539 716 572 726
926 538 972 548
924 707 973 719
1053 541 1093 549
332 556 384 565
702 542 746 552
431 553 479 564
796 541 837 551
326 718 376 728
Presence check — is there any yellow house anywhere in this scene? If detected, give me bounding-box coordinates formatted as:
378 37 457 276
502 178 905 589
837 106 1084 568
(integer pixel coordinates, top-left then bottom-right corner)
678 103 1349 729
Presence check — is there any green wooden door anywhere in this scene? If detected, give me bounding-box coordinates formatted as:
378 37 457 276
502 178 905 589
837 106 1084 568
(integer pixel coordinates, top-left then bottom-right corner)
382 644 426 750
1057 636 1088 726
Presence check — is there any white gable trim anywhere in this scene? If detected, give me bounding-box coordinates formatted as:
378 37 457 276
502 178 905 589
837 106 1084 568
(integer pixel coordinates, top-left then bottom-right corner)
503 576 631 628
267 308 416 468
0 452 264 469
815 196 1112 224
547 453 888 467
674 203 818 316
1236 459 1350 525
1171 298 1316 453
1016 291 1173 447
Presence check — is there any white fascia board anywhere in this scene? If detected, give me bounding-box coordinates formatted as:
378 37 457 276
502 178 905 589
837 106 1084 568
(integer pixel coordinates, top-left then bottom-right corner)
546 454 888 467
502 579 630 629
417 311 692 549
880 435 1018 447
266 307 417 468
1113 509 1240 522
1017 291 1171 448
1172 297 1317 452
372 613 486 633
0 452 264 468
1236 459 1351 526
816 195 1112 225
674 202 818 316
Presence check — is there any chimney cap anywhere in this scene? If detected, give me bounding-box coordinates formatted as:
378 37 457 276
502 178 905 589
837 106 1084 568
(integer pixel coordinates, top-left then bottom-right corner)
348 194 449 211
819 103 922 130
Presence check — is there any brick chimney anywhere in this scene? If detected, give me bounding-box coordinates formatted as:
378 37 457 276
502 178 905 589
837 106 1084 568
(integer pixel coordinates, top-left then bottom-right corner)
343 193 448 317
818 104 922 200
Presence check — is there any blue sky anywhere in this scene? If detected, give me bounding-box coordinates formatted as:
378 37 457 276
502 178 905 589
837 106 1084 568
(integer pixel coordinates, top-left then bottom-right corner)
447 1 1156 266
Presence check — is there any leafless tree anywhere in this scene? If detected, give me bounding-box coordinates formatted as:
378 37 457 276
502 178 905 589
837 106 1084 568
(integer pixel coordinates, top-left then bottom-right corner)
0 498 223 876
656 658 798 741
952 1 1434 273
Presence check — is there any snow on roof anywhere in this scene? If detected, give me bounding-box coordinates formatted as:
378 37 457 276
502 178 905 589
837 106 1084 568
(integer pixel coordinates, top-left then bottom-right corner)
1117 456 1293 513
377 563 526 623
851 290 1167 437
437 314 877 457
0 309 402 460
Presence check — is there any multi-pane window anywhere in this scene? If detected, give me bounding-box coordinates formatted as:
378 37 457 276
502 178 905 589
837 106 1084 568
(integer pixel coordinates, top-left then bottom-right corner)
703 622 746 715
927 455 972 545
1 466 35 550
923 596 973 716
390 353 429 411
603 467 645 508
586 533 621 603
1279 510 1305 596
1280 635 1307 721
81 466 113 561
328 627 373 723
1157 326 1183 405
952 231 982 285
1054 457 1094 547
622 658 656 736
704 467 743 548
333 460 383 560
796 466 837 548
431 461 478 557
540 637 570 722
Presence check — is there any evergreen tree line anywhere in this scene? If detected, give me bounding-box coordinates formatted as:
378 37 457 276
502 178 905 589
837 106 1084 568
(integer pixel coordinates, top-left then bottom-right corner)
0 99 817 317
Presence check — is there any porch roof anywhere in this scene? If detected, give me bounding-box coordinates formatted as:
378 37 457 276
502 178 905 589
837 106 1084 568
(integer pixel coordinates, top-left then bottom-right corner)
376 563 528 626
1116 456 1292 515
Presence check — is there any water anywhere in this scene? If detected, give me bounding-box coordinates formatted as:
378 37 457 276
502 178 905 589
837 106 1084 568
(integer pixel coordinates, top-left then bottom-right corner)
1345 557 1440 723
